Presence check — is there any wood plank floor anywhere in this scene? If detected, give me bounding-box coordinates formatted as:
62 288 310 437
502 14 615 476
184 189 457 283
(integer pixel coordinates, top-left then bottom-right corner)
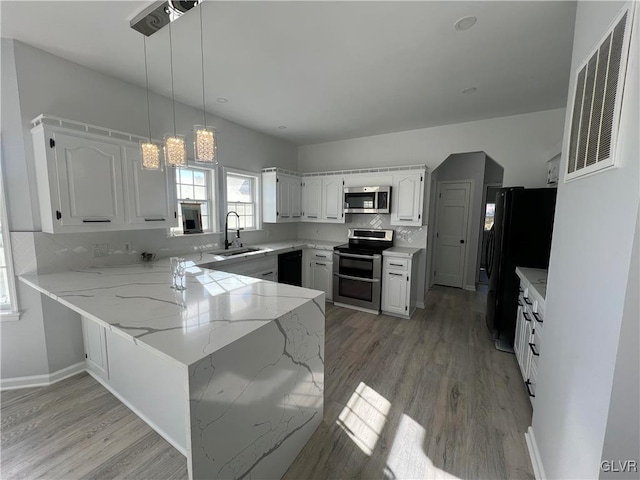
1 285 533 479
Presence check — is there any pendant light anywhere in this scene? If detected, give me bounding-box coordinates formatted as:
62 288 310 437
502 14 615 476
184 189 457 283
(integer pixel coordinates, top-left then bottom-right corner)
194 1 217 165
164 16 187 168
140 37 161 170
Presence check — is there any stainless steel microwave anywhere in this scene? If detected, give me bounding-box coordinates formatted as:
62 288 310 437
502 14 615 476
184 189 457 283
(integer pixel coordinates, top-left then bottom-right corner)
344 186 391 214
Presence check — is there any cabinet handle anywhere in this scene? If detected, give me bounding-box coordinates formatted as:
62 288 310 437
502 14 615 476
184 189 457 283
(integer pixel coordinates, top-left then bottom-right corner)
519 287 524 293
144 218 166 222
533 312 543 323
82 219 111 223
326 216 338 219
525 380 535 398
524 297 533 305
315 262 326 266
528 342 540 356
389 273 403 277
517 300 523 306
399 218 413 221
261 271 273 276
307 215 317 219
389 262 403 267
314 254 328 258
292 215 301 218
522 311 531 322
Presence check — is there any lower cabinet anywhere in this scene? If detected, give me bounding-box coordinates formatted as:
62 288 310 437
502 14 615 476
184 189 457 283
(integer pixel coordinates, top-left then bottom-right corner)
210 256 278 281
381 253 419 318
81 316 109 381
306 249 333 301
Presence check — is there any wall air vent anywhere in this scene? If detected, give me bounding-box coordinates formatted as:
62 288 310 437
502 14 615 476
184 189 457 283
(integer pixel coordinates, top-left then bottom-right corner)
565 3 635 181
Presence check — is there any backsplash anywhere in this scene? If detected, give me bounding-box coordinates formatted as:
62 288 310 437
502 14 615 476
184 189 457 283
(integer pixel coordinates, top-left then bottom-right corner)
297 214 428 248
11 224 298 275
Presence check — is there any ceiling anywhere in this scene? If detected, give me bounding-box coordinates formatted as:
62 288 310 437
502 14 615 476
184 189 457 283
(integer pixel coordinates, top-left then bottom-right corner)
1 1 576 145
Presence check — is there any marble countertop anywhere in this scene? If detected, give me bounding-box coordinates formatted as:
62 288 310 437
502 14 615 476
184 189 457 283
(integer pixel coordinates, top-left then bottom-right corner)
383 246 423 257
515 267 548 300
20 262 324 367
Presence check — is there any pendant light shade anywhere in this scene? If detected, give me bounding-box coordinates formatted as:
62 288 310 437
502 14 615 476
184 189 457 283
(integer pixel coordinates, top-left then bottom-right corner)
164 134 187 167
194 125 216 164
141 36 161 170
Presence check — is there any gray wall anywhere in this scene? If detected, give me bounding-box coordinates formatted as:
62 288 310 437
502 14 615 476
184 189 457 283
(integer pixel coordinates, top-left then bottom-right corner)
532 2 640 478
599 204 640 479
1 39 299 380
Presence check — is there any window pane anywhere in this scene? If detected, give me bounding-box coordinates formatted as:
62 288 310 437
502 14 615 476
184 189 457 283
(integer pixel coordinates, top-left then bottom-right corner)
227 175 252 203
194 186 207 200
201 203 208 215
201 215 209 230
181 185 194 200
484 203 496 231
0 268 8 306
180 169 193 184
193 170 206 186
227 215 238 229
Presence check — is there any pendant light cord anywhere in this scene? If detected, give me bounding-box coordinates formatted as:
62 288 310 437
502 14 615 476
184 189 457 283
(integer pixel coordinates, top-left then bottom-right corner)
200 2 206 128
168 20 177 136
143 37 153 142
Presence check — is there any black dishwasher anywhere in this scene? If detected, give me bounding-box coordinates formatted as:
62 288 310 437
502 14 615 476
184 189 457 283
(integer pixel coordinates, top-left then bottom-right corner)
278 250 302 286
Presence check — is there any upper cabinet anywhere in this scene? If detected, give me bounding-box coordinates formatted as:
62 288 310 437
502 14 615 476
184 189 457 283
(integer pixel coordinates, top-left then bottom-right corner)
31 115 177 233
321 177 345 224
262 169 301 223
390 169 426 227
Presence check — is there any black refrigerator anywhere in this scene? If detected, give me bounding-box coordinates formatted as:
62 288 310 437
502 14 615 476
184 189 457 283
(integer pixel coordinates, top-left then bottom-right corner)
485 187 557 351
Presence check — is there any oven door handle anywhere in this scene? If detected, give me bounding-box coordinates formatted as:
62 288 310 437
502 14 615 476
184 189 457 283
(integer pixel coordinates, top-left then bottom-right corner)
334 252 381 260
333 273 380 283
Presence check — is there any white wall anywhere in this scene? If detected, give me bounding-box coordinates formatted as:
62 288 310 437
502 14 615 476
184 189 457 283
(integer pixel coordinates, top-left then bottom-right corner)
532 2 639 479
298 108 565 188
1 39 299 380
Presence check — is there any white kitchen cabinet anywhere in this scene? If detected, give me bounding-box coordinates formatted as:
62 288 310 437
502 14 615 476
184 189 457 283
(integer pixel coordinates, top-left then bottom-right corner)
390 170 425 226
262 170 301 223
31 116 177 233
302 178 323 221
81 316 109 381
322 177 345 223
306 249 333 302
381 252 419 318
124 146 178 227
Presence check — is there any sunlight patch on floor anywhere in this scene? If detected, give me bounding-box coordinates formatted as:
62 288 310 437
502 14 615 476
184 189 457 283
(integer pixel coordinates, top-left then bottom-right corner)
385 414 461 479
336 382 391 456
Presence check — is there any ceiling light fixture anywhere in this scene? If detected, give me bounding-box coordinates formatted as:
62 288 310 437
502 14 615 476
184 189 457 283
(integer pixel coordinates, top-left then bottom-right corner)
462 87 477 94
216 97 228 103
164 17 187 168
194 2 217 165
140 37 162 170
454 16 477 31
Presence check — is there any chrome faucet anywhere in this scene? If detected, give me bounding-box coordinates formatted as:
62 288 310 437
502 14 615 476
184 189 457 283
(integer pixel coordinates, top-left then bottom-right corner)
225 211 241 249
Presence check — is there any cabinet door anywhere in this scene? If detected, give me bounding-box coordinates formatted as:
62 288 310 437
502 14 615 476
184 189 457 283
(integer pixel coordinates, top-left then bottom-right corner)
290 179 302 219
125 146 176 226
310 260 332 301
382 270 408 315
278 176 291 219
391 172 424 226
81 317 109 380
322 177 344 223
302 178 322 221
54 133 125 226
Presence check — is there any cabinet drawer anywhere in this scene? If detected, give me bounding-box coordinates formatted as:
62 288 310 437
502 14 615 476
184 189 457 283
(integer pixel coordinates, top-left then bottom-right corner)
384 257 409 271
308 249 333 262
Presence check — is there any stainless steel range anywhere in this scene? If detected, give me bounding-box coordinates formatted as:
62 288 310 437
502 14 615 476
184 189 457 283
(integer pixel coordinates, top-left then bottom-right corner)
333 229 394 314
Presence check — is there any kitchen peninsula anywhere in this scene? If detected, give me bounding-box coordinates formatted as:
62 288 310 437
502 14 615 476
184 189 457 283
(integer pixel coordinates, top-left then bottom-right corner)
19 261 325 480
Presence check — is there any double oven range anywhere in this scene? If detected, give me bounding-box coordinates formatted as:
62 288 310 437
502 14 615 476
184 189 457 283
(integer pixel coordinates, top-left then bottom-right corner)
333 229 394 314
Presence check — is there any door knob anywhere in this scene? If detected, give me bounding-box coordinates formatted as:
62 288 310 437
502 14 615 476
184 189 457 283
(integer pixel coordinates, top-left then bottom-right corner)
460 239 465 244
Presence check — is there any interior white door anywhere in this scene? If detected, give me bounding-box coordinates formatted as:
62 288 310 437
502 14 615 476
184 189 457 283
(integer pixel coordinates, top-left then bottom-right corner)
433 182 471 288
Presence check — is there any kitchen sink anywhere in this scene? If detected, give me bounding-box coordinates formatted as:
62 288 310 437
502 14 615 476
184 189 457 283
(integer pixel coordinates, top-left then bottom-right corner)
215 247 262 257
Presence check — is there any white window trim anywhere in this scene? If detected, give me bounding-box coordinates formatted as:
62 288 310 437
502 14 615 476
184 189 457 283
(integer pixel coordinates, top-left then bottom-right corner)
0 154 20 322
170 164 219 236
223 167 261 232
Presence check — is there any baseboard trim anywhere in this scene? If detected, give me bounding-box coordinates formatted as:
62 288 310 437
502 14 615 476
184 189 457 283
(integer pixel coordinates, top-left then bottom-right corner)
463 284 476 291
86 370 187 457
0 361 85 391
416 301 425 309
525 426 546 480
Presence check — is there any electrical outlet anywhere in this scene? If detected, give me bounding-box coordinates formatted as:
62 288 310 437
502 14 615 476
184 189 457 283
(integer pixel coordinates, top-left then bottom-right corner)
93 243 109 257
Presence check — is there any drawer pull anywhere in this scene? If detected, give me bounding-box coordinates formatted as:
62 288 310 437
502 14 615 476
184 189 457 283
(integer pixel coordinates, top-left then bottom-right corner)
389 273 404 277
525 380 535 398
306 215 318 219
522 311 531 322
326 216 338 219
533 312 543 323
261 271 273 276
399 218 413 221
528 342 540 356
517 300 523 306
524 297 533 305
315 262 326 266
389 262 403 267
82 219 111 223
144 218 166 222
314 254 328 258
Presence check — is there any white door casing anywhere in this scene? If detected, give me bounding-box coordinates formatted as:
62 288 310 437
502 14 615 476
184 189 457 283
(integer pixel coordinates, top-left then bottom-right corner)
433 181 472 288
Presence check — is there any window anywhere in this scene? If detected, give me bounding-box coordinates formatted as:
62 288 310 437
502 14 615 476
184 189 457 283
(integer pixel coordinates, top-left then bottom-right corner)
484 203 496 231
226 170 259 230
174 167 214 234
0 159 18 319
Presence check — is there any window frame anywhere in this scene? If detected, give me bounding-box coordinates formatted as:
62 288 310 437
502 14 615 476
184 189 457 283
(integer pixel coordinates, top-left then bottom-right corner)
223 167 261 232
0 155 20 321
171 164 218 236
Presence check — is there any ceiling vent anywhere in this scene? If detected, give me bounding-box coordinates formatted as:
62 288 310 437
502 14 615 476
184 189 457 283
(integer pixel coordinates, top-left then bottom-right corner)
565 3 635 181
